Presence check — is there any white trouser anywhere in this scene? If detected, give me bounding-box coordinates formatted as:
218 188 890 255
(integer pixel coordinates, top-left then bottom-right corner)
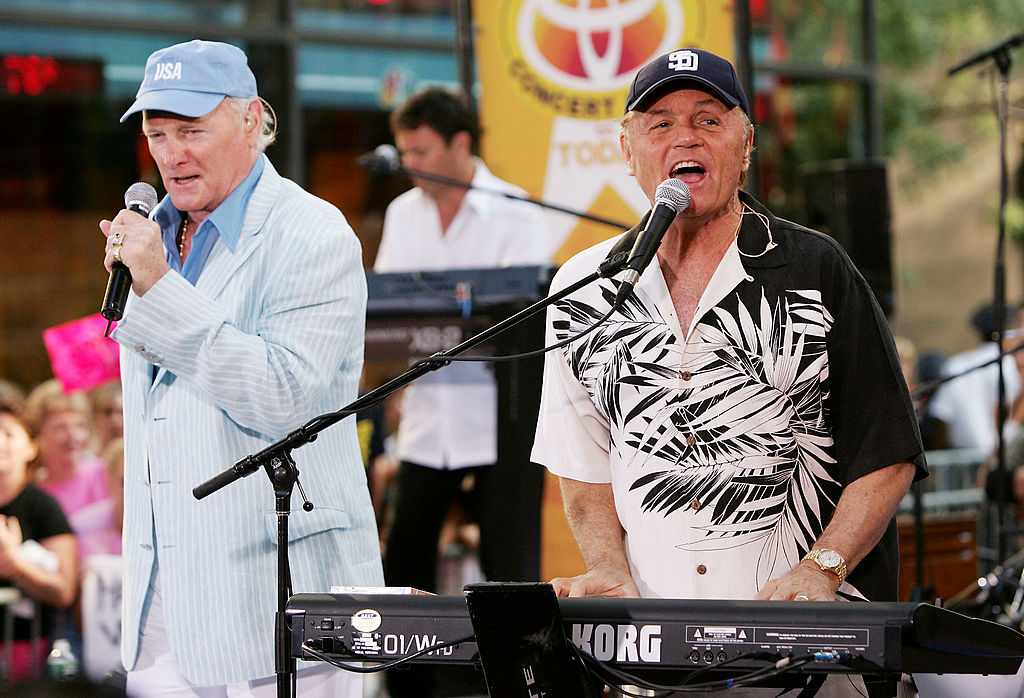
126 569 361 698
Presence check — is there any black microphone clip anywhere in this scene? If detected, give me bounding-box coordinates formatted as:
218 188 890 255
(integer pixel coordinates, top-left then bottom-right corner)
598 212 650 278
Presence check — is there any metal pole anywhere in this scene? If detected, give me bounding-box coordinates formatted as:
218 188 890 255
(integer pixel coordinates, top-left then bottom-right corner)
734 0 758 199
862 0 882 157
453 0 476 102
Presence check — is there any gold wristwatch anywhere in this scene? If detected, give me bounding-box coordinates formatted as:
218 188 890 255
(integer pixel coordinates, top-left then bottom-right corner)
802 548 847 584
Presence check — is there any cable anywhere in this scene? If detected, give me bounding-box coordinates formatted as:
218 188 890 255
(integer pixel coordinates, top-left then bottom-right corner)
573 643 827 695
679 651 790 686
299 633 474 673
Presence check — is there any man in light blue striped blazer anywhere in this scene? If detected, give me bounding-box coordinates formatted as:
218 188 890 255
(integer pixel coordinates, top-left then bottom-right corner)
99 40 383 697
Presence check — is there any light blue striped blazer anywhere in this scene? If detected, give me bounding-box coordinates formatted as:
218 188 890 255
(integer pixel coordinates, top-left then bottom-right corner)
113 157 383 685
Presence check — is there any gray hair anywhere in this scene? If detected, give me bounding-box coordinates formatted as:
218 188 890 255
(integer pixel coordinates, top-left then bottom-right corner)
224 96 278 153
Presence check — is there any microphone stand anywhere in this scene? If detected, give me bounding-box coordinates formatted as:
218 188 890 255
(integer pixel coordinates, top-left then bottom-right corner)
948 33 1023 563
191 248 634 698
361 157 631 231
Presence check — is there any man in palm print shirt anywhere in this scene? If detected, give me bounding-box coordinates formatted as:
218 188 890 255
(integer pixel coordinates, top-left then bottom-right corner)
532 49 926 608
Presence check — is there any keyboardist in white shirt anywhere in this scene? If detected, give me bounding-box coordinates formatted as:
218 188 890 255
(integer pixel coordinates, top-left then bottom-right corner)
372 88 551 692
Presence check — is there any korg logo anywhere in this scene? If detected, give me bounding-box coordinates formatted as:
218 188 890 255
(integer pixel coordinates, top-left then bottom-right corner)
153 62 182 81
571 623 662 663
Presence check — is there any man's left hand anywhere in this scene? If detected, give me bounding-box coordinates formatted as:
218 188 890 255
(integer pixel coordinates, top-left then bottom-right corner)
754 560 840 601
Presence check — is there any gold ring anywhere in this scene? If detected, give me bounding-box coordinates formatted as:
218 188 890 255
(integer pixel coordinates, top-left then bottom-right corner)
112 245 122 263
112 232 124 244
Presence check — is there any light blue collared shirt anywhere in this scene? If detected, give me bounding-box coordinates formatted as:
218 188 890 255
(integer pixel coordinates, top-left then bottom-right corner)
152 155 265 285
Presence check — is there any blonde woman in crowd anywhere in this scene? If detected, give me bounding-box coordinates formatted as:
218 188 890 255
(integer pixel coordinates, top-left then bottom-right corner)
23 380 110 524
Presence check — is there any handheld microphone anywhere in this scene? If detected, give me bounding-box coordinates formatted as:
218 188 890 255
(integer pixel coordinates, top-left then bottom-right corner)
101 182 159 334
357 144 400 173
614 179 690 306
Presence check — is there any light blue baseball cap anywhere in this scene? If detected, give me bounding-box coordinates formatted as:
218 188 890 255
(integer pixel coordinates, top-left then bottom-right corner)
120 40 257 123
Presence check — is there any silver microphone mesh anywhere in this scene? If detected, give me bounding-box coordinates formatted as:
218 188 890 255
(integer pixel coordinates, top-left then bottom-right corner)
375 143 400 166
654 178 691 213
124 182 159 214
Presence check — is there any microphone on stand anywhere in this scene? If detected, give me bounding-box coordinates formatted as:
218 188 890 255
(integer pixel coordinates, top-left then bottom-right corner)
101 182 159 336
357 144 401 174
613 179 691 306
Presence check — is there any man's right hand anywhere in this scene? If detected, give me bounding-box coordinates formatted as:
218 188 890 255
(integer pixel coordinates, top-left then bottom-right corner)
549 563 640 598
100 209 170 296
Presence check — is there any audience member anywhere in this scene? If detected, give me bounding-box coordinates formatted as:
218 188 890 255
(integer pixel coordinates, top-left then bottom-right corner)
0 392 78 682
23 380 110 523
70 438 123 559
75 438 125 685
0 378 26 408
894 336 919 388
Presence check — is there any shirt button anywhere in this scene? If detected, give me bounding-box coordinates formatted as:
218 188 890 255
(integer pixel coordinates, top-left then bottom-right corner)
691 500 701 511
686 435 697 446
682 371 692 381
697 564 707 575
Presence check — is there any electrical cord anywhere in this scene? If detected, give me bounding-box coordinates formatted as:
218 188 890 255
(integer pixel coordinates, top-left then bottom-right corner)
302 631 857 695
572 642 834 695
299 633 475 673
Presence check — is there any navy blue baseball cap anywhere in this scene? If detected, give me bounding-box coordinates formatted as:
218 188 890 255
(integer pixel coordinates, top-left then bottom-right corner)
121 40 257 122
625 48 750 116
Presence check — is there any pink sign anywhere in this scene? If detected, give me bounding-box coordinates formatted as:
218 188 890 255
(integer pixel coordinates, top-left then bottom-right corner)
43 313 120 393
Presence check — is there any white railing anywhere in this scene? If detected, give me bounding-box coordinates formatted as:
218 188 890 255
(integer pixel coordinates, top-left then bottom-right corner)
898 448 988 515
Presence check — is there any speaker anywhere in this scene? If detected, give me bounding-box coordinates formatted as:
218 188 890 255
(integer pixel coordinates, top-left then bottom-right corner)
801 159 894 316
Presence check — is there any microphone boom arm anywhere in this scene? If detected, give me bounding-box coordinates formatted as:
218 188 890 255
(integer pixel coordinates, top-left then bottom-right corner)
193 254 631 500
948 32 1024 76
363 158 631 231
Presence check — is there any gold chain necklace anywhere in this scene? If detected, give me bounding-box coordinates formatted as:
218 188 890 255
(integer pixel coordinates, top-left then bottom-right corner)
177 216 190 260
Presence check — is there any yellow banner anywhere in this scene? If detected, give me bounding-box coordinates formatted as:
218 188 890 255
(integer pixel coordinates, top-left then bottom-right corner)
474 0 736 263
